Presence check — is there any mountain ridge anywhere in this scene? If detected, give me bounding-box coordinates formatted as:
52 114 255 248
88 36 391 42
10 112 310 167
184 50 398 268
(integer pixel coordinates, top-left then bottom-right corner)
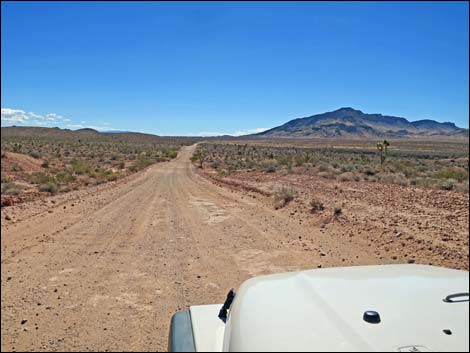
254 108 468 139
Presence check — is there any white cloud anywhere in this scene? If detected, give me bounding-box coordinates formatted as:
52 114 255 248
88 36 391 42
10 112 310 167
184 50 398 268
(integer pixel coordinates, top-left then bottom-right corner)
1 108 29 123
197 127 269 137
1 107 114 131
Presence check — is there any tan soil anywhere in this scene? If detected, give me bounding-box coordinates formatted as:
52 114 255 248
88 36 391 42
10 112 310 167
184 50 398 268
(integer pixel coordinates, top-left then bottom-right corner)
1 152 44 176
1 144 468 351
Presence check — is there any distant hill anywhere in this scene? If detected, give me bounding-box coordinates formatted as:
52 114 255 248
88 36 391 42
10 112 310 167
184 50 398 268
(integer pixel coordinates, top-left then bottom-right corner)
253 108 469 139
0 126 200 144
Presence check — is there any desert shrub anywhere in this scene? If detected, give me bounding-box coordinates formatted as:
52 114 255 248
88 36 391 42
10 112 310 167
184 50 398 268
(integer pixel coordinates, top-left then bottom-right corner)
105 173 119 181
439 179 456 191
294 155 309 166
10 164 23 172
1 174 10 183
309 198 325 213
276 156 292 166
217 169 231 177
363 167 376 176
392 173 409 186
29 172 55 185
1 182 22 195
455 180 469 193
59 185 72 193
378 172 408 186
129 158 153 172
191 149 207 168
55 171 76 184
210 160 221 169
71 160 90 175
39 182 58 194
167 150 178 159
12 143 22 152
436 167 468 182
337 172 358 182
41 160 50 168
340 164 355 173
317 171 335 179
333 207 343 216
29 151 41 159
260 159 278 173
118 161 125 169
274 187 296 209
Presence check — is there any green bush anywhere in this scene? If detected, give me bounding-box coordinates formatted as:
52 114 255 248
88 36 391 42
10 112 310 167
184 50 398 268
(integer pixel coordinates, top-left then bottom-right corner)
129 158 153 172
29 172 55 185
55 171 76 184
70 160 90 175
436 167 468 182
167 150 178 159
1 182 22 195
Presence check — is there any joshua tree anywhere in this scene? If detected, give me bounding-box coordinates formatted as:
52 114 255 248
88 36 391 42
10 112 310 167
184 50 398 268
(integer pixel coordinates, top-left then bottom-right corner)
377 140 390 165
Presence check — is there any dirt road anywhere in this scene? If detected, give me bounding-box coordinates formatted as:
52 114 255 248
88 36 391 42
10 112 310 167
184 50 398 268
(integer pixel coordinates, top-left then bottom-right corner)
0 145 459 351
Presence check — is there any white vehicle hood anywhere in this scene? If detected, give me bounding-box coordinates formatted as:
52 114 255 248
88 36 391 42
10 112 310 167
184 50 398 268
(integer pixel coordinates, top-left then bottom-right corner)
219 264 469 352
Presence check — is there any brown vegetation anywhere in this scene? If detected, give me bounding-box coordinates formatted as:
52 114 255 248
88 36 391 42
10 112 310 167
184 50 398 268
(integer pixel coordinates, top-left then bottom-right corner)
1 128 198 206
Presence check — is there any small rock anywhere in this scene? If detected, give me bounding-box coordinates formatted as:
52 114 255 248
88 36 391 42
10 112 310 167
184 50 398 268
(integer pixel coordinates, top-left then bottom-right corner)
408 259 416 264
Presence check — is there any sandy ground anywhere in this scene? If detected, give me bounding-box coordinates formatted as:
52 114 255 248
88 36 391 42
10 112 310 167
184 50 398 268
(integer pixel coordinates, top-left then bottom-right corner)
1 144 468 351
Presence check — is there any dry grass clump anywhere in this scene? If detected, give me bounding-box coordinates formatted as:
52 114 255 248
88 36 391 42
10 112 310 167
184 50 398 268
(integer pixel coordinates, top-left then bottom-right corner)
309 198 325 213
274 187 296 209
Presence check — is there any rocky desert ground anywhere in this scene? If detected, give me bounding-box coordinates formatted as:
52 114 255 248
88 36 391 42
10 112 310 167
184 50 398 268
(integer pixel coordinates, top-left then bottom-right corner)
1 140 469 352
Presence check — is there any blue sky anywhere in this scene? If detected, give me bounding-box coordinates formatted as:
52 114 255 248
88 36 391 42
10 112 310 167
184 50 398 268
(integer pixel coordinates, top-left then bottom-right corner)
1 1 469 135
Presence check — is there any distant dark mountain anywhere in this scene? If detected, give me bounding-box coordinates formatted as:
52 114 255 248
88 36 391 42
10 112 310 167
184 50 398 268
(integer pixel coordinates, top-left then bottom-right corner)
253 108 468 139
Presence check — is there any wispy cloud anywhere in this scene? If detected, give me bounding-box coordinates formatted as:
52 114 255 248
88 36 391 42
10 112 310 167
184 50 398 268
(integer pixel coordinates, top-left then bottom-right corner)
1 108 114 131
1 109 30 123
197 127 269 137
